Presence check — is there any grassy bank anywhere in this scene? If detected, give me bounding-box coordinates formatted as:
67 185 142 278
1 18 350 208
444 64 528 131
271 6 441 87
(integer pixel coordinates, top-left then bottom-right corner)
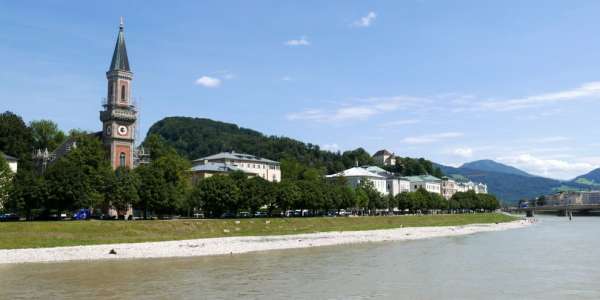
0 213 517 249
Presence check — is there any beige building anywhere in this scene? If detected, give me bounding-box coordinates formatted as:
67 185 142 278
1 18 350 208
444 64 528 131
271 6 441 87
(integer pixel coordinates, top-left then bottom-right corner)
191 151 281 182
441 177 458 199
373 149 396 166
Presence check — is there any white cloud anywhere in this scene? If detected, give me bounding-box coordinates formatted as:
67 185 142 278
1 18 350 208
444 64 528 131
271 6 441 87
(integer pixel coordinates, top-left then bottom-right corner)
453 147 474 158
285 36 310 46
286 96 423 123
402 132 464 144
498 153 597 179
194 76 221 88
379 119 420 127
476 81 600 111
531 136 570 144
353 11 377 27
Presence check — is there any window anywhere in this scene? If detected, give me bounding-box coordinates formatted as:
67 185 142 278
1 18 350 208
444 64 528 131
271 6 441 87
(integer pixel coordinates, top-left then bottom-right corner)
119 152 126 167
121 85 126 101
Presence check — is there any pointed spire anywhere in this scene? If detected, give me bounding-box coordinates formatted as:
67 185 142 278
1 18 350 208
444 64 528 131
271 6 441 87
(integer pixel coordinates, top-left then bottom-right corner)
109 17 130 72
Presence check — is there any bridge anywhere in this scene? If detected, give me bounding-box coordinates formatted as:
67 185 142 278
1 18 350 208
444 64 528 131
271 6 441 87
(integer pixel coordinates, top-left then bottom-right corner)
520 204 600 217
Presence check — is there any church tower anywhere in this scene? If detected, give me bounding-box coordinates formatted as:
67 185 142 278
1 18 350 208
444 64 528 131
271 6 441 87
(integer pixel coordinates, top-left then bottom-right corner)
100 18 137 169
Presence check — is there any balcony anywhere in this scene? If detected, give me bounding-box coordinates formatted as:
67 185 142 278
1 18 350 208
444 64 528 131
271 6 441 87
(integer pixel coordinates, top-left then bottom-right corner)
100 108 137 122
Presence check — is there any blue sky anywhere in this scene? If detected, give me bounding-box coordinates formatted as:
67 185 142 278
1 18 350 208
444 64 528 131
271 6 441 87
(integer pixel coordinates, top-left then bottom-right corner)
2 0 600 179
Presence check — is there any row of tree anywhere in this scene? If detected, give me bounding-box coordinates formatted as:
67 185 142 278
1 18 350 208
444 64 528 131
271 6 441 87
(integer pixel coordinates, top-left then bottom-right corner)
0 111 498 219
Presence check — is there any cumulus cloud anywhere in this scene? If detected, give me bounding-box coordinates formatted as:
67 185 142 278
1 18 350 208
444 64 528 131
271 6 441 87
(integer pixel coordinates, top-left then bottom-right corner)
353 11 377 27
498 153 597 179
195 76 221 88
453 147 474 158
285 36 310 46
402 132 464 144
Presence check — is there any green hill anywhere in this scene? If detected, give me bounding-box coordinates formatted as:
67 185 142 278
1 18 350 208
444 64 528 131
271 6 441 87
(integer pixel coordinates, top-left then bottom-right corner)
144 117 439 177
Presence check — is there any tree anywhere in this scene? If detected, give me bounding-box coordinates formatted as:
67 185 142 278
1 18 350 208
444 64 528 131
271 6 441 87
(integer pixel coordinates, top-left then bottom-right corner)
7 171 47 218
0 154 14 212
190 175 241 217
136 134 191 217
240 177 274 213
395 192 410 213
275 180 301 212
44 134 112 214
106 167 140 216
0 111 33 170
29 120 66 152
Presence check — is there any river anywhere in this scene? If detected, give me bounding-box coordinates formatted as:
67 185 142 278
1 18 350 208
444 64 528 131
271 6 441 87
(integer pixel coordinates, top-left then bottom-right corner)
1 216 599 299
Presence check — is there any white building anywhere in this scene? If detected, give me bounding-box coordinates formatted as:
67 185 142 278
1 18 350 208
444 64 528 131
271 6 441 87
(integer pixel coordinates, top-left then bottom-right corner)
455 181 488 194
3 153 17 173
191 151 281 182
326 167 388 195
403 175 442 194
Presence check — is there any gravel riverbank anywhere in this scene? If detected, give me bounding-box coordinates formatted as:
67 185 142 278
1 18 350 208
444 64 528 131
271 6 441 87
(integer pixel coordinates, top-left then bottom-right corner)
0 219 533 264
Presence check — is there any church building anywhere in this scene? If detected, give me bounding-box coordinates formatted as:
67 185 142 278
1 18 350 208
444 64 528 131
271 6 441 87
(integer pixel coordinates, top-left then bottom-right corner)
100 19 137 169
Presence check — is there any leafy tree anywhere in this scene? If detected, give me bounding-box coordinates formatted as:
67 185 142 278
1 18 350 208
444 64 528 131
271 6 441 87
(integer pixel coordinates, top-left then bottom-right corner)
275 180 301 212
0 154 14 212
137 134 191 216
7 171 47 218
0 111 33 170
240 177 274 213
29 119 66 152
190 175 241 217
106 167 140 216
395 192 410 212
44 134 112 214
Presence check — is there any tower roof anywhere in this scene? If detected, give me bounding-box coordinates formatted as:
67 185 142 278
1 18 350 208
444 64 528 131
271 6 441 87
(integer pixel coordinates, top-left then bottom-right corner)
109 18 130 72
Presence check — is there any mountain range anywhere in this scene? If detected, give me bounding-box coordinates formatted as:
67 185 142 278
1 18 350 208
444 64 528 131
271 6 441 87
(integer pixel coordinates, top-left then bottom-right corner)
437 160 599 203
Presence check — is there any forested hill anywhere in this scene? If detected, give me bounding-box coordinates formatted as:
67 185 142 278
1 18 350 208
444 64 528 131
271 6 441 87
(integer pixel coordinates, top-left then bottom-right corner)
144 117 439 176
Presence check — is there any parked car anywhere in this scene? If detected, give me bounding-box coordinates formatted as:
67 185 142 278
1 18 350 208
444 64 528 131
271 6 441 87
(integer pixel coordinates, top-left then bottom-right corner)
239 212 251 218
254 211 268 218
220 212 237 218
0 213 19 222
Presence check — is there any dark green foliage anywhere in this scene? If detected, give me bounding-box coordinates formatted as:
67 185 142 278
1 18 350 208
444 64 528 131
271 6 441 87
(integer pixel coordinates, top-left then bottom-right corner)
449 191 500 211
136 140 191 217
106 167 140 214
384 157 443 177
0 111 33 170
0 154 13 211
189 175 241 217
6 171 47 218
29 119 66 152
44 134 112 213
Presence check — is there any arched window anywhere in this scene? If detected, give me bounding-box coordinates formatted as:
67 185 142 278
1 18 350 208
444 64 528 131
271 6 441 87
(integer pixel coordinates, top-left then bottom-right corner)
119 152 126 167
121 85 126 101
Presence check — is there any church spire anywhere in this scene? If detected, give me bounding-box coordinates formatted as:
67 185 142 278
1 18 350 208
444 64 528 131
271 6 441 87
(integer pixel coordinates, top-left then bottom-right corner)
109 17 130 72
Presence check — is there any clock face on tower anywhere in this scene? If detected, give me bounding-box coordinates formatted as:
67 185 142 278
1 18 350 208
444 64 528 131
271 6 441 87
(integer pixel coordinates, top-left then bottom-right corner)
117 125 128 136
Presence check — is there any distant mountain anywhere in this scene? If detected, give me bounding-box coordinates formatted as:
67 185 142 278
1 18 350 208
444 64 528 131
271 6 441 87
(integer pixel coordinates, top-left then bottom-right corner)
436 161 590 204
460 160 533 177
572 168 600 187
